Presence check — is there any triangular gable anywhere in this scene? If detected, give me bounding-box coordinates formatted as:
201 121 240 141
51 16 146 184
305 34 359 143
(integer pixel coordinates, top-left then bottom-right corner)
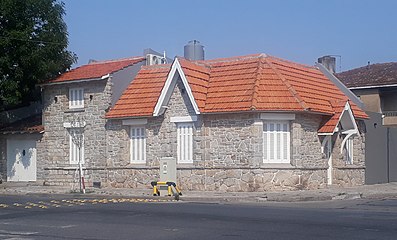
153 58 200 116
318 101 358 135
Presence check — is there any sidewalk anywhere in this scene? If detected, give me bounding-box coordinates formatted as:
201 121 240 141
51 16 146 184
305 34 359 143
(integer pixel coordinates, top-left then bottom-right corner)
1 182 397 203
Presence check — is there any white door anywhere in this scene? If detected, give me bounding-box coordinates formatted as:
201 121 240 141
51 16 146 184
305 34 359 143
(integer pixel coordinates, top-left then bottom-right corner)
7 139 37 182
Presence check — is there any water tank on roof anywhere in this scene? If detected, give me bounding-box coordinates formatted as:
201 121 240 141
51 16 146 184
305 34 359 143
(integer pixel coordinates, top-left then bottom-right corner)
184 40 204 61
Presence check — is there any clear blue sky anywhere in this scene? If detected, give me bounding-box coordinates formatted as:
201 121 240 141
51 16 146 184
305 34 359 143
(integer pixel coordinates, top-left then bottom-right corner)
63 0 397 72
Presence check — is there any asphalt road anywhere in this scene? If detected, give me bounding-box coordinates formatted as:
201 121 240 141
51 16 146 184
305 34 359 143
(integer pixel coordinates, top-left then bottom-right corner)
0 195 396 240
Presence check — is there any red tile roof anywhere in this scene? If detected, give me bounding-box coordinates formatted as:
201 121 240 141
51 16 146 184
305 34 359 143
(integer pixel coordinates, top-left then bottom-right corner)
0 114 44 134
105 64 171 118
318 101 346 134
47 57 145 83
337 62 397 88
106 54 368 126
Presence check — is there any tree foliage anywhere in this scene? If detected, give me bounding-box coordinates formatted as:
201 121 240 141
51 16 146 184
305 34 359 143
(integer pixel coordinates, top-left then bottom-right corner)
0 0 76 110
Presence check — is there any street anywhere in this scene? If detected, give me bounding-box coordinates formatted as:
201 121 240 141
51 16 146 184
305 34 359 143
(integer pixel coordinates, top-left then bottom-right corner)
0 195 396 240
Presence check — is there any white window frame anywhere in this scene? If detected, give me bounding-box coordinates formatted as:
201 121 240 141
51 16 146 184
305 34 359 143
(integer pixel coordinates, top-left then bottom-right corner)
177 122 194 164
130 126 146 164
69 128 84 164
263 121 290 164
345 137 354 164
69 88 84 109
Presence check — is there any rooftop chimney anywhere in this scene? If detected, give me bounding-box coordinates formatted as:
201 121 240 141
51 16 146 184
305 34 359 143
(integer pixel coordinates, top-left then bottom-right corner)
318 56 336 74
184 40 204 61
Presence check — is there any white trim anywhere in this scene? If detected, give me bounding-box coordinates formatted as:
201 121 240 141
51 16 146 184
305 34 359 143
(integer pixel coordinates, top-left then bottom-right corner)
318 101 358 136
153 58 200 117
335 101 358 135
349 83 397 90
318 132 334 136
122 118 148 126
39 77 105 86
101 74 110 80
316 62 365 109
321 135 333 185
340 131 356 154
170 116 197 123
260 113 295 120
63 122 86 128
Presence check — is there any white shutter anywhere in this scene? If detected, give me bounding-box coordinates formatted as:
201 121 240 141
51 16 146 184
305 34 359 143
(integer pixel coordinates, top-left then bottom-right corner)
263 121 290 163
69 128 84 164
69 88 84 109
177 123 193 163
346 137 353 164
130 127 146 163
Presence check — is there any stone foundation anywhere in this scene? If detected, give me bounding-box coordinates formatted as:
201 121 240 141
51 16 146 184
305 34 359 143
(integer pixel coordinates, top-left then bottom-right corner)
42 167 332 192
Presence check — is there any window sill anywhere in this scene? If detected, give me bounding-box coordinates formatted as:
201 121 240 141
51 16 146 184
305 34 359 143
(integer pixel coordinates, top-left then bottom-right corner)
260 163 295 169
177 163 195 169
129 162 147 166
65 108 85 113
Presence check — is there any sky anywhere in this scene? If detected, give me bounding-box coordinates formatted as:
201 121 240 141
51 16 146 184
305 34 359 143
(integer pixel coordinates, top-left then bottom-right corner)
63 0 397 72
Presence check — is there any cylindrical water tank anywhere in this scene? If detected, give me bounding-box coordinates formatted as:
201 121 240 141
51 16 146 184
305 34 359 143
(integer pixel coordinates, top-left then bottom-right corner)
184 40 204 61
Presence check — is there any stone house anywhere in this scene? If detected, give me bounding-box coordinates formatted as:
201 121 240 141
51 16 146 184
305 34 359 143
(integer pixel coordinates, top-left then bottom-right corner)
39 56 154 187
337 63 397 183
105 54 368 191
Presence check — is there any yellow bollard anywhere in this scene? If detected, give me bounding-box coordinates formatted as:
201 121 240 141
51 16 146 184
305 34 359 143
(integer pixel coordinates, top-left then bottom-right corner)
153 185 158 196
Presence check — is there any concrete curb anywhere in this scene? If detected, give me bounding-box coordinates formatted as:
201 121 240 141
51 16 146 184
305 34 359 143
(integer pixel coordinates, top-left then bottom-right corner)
1 183 397 203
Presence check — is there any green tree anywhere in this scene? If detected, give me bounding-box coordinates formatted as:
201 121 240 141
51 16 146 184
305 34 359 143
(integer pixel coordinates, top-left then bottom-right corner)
0 0 76 110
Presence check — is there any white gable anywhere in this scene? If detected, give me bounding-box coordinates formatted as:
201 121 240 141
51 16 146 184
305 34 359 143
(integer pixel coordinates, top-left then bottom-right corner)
153 58 200 117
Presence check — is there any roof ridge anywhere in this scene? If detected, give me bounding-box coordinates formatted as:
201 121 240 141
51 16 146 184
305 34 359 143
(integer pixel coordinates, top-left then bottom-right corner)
88 56 145 65
141 64 172 70
339 61 397 74
250 57 263 110
266 55 318 70
264 57 309 111
198 53 264 65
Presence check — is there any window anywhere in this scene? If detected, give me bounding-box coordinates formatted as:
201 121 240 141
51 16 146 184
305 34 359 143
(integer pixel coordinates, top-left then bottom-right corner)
69 128 84 164
345 137 353 164
263 121 290 163
177 122 193 163
69 88 84 109
130 127 146 163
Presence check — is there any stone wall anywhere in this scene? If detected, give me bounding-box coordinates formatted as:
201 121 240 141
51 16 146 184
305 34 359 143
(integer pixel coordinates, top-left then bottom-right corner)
331 120 366 186
40 79 112 186
37 72 366 191
103 75 366 191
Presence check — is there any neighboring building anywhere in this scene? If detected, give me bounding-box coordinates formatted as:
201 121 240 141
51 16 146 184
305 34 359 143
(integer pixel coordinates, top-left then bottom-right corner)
104 53 368 191
337 62 397 183
0 103 43 182
0 114 43 182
